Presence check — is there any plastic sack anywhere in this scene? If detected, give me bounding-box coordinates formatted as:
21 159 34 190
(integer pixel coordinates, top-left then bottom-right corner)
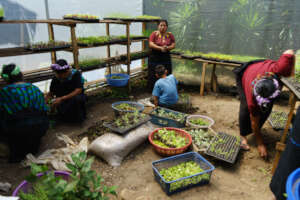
23 135 88 171
89 122 157 166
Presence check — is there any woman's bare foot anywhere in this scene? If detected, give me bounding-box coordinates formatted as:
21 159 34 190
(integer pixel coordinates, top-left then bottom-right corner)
240 136 250 151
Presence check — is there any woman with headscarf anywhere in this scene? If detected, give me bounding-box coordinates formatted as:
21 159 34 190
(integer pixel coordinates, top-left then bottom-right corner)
148 19 176 91
234 49 295 158
0 64 49 162
45 59 86 123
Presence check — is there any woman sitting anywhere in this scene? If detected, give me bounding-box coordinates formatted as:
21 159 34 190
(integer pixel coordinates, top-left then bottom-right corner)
0 64 49 162
45 59 86 123
148 19 176 91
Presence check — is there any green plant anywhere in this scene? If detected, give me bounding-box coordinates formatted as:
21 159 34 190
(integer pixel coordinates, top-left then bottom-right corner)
20 152 117 200
115 103 137 111
189 118 209 126
0 7 4 18
78 58 106 69
135 15 161 20
154 107 187 123
159 161 209 192
186 129 214 150
153 128 187 148
106 13 132 19
64 14 99 19
110 112 147 129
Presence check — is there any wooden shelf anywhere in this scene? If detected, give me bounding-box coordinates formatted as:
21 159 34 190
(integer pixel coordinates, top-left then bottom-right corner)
103 17 160 23
0 19 128 25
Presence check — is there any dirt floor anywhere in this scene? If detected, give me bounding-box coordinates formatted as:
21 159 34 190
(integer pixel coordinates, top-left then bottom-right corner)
0 86 292 200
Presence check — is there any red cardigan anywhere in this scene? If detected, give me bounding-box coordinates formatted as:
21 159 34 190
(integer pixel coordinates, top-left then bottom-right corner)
242 53 294 116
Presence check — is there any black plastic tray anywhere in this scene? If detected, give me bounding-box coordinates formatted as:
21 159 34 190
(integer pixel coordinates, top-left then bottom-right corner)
149 107 187 128
63 16 99 22
205 132 241 164
103 115 151 135
268 111 288 130
25 45 71 52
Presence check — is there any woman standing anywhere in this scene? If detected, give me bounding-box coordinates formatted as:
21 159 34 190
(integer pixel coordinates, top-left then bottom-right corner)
148 19 176 91
0 64 49 162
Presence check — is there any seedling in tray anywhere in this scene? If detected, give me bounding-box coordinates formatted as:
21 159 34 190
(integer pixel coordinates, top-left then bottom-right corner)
189 118 210 126
159 161 210 192
153 107 187 123
64 14 99 20
185 129 215 150
206 132 241 163
153 128 188 148
115 103 138 111
26 40 70 50
107 111 149 130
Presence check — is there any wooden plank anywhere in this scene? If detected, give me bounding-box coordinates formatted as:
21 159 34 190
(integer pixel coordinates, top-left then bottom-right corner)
141 22 147 67
275 142 286 152
126 22 131 75
48 24 57 64
272 94 296 174
281 77 300 100
211 63 218 92
200 62 207 96
70 25 79 69
106 23 111 75
194 58 242 67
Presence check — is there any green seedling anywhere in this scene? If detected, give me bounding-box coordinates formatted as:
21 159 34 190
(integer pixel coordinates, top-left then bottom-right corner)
153 128 187 148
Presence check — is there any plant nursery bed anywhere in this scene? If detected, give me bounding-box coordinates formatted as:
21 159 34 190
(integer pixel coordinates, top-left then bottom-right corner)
25 41 71 52
63 14 99 22
103 112 151 135
268 110 288 130
150 107 188 128
205 132 241 164
103 17 160 22
152 152 215 195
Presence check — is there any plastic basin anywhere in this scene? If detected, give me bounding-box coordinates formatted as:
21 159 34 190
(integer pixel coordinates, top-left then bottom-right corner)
286 168 300 200
105 73 130 87
186 115 214 129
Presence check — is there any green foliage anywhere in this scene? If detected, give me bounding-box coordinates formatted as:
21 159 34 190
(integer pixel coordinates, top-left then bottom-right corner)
78 58 106 69
0 7 4 18
106 13 132 19
77 36 112 45
153 128 188 148
115 103 138 111
189 118 209 126
135 15 161 20
186 129 214 150
20 152 117 200
27 41 70 49
64 14 99 19
111 112 147 129
159 161 209 192
142 29 154 37
153 107 187 123
110 75 123 79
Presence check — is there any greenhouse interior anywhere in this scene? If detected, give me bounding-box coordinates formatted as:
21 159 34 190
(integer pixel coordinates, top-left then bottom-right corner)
1 0 300 199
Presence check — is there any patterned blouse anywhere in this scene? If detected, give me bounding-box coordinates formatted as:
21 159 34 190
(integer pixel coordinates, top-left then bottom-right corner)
0 83 48 115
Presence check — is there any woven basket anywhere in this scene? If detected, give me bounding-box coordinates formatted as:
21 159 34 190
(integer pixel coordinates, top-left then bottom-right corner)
148 127 192 156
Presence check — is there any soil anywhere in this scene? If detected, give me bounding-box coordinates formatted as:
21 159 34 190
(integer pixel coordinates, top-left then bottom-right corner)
0 86 292 200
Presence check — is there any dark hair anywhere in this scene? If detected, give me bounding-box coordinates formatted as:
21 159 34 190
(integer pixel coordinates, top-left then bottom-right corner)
158 19 168 27
2 63 23 83
55 59 69 73
255 78 276 98
155 65 166 77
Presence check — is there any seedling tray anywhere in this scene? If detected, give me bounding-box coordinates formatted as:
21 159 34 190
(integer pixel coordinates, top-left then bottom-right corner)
149 107 187 128
25 45 71 52
152 152 215 195
103 115 151 135
268 111 288 130
205 132 241 164
63 17 99 22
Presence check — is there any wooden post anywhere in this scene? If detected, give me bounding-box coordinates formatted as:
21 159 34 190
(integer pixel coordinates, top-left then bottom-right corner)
106 23 111 75
70 25 79 69
200 62 207 96
141 22 146 68
272 93 296 174
210 63 218 92
48 24 57 64
126 22 131 75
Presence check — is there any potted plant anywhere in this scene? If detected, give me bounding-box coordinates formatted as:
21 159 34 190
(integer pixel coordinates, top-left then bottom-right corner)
13 151 117 200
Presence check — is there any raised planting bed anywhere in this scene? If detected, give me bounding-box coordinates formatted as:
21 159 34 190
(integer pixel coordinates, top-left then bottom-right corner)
78 58 106 71
148 127 192 156
152 152 215 195
112 101 144 116
150 107 188 128
63 14 99 22
77 35 146 47
184 128 216 153
186 115 214 129
119 51 150 61
25 41 71 52
104 15 161 22
103 112 151 135
205 132 241 164
268 110 288 130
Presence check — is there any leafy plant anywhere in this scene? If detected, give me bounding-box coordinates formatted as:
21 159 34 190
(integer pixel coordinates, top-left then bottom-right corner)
78 58 106 69
106 13 132 19
189 118 210 126
109 112 148 129
153 107 187 123
20 152 117 200
0 7 4 18
159 161 210 192
185 128 214 150
153 128 188 148
135 15 161 20
64 14 99 20
115 103 138 111
110 75 123 80
26 41 70 50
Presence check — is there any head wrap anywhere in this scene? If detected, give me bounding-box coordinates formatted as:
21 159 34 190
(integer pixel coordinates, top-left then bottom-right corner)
1 65 21 81
51 63 71 71
252 73 281 108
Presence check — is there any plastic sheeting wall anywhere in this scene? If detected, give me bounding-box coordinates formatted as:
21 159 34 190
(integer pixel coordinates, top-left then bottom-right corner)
0 0 143 89
144 0 300 59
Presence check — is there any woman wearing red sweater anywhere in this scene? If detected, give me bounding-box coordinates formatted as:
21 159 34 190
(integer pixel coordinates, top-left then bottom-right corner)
235 49 295 158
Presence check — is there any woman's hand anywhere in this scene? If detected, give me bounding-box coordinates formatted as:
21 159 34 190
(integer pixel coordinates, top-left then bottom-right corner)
52 97 63 107
161 46 168 52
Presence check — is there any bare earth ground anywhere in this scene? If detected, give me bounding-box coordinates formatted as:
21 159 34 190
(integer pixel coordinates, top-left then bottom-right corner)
0 88 291 200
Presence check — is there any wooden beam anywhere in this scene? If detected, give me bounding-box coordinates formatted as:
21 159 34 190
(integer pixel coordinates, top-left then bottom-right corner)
272 93 296 174
126 22 131 75
211 63 218 92
200 62 207 96
106 23 111 75
275 142 286 152
141 22 147 68
70 25 79 69
47 24 57 64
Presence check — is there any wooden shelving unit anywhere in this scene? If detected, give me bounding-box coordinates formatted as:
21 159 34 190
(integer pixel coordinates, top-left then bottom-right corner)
0 18 156 88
